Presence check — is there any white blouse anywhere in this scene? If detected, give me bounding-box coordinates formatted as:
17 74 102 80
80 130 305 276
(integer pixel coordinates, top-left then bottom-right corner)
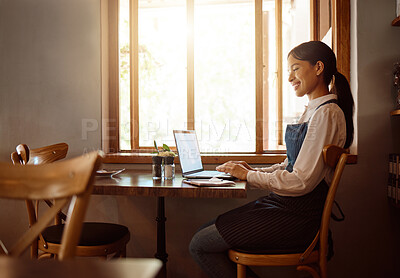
246 94 347 196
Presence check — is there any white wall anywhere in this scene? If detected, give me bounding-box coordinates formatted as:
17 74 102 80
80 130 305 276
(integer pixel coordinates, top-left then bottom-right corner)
329 0 400 277
2 0 400 277
0 0 102 261
0 0 101 160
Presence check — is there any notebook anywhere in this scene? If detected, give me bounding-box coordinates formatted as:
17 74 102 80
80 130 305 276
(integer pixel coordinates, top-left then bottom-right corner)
173 130 235 180
183 178 236 187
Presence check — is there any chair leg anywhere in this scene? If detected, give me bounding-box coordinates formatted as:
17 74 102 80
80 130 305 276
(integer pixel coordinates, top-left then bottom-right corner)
112 251 120 259
120 246 126 258
297 265 320 278
237 264 246 278
30 241 38 259
111 246 127 259
319 259 327 278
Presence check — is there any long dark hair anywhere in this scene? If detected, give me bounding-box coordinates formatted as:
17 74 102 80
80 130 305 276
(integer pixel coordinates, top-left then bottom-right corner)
288 41 354 148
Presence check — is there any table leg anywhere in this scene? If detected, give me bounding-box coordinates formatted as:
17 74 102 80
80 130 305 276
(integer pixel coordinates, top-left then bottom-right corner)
155 196 167 277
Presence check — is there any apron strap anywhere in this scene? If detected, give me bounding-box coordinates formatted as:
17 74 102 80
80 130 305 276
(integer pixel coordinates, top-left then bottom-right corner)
315 99 338 111
331 200 345 222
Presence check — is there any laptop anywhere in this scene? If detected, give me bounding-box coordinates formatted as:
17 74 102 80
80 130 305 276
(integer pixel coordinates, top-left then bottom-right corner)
173 130 235 180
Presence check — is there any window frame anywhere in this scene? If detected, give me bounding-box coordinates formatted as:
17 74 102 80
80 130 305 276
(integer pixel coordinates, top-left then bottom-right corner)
100 0 351 157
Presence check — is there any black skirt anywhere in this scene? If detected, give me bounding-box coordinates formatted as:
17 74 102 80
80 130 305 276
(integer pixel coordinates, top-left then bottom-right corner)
215 180 328 252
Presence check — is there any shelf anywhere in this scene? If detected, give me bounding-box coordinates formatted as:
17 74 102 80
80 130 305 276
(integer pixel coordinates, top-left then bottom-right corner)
389 199 400 209
391 109 400 116
392 16 400 26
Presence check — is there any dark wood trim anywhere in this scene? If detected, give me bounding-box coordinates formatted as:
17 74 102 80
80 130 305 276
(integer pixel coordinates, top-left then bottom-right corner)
130 0 139 149
310 0 319 40
100 0 110 152
187 0 195 130
104 153 286 164
105 0 120 153
255 0 263 153
103 152 357 165
262 11 270 150
275 0 283 145
333 0 351 80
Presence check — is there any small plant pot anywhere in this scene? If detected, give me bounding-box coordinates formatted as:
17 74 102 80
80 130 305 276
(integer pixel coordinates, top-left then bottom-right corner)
163 157 175 180
163 156 175 165
152 156 163 179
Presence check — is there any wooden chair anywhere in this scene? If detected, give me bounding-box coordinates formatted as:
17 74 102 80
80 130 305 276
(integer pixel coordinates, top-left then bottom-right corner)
228 144 348 278
11 143 130 260
11 143 69 165
0 151 102 260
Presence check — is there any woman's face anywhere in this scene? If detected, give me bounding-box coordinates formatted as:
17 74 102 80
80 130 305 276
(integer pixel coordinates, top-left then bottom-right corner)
287 55 322 99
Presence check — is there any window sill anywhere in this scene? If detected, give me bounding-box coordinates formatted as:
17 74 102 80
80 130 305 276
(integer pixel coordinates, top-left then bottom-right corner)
104 152 357 165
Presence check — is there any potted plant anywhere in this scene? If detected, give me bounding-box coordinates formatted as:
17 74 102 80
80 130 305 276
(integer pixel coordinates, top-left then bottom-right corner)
152 141 176 179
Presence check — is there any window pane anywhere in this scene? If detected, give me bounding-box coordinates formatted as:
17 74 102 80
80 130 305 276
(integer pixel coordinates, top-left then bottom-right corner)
281 0 309 142
138 0 187 147
119 0 131 150
262 0 310 150
194 0 255 153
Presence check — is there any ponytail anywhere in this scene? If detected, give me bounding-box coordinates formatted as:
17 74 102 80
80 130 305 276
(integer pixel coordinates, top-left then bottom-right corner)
332 72 354 149
289 41 354 149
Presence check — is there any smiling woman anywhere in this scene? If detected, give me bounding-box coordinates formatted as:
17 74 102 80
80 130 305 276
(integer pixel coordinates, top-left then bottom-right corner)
101 0 350 155
287 57 326 99
190 40 353 278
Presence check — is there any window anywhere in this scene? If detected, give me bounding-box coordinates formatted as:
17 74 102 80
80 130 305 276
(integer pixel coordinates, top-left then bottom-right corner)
101 0 350 154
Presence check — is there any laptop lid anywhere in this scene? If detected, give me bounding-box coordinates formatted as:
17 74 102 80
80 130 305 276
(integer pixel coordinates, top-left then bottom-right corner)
173 130 204 175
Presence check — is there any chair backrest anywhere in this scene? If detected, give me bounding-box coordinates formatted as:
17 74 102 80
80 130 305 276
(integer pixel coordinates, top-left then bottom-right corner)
10 143 70 258
11 143 68 165
0 151 102 260
319 145 348 265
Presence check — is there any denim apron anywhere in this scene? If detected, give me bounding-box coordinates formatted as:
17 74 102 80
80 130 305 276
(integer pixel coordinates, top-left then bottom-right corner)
286 99 337 172
215 99 338 252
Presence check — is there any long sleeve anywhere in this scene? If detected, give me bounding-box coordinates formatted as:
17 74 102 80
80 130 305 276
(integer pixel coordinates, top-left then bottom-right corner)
253 159 288 173
247 103 346 196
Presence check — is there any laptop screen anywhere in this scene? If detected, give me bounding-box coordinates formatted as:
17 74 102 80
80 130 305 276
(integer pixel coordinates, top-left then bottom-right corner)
173 130 203 174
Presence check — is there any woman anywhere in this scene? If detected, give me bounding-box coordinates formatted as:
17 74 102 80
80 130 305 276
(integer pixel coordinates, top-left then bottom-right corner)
189 41 354 278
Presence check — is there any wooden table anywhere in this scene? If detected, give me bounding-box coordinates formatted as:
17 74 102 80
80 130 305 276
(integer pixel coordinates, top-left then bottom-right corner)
93 170 247 276
0 257 161 278
93 170 247 198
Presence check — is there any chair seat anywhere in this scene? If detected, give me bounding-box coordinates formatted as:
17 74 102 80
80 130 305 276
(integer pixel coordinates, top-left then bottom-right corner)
42 222 129 246
233 229 332 257
232 246 311 255
228 249 320 266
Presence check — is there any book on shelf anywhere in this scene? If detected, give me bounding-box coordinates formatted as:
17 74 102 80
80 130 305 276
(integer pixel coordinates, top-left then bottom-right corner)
388 153 400 203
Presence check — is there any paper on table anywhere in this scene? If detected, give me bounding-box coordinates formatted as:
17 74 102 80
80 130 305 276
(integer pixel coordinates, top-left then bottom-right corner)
96 168 125 177
183 178 235 187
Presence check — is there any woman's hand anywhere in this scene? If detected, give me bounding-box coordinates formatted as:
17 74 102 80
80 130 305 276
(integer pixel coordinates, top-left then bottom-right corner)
216 162 250 180
233 161 255 171
218 161 255 171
